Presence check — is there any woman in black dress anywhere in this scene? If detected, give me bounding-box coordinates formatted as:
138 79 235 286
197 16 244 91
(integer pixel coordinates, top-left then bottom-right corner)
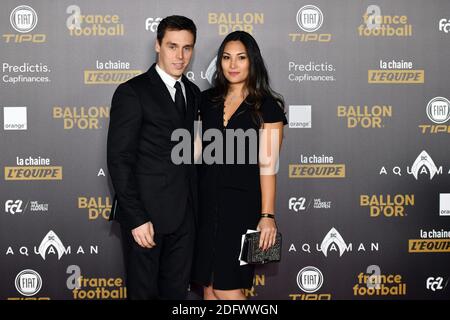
191 31 287 300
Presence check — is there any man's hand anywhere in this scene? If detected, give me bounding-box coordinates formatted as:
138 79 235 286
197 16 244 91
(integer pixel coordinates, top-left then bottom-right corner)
131 222 156 248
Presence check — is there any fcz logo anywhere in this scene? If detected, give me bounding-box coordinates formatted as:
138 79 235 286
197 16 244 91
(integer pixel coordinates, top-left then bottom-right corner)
145 17 162 32
289 197 307 212
5 200 23 214
426 277 447 291
439 19 450 33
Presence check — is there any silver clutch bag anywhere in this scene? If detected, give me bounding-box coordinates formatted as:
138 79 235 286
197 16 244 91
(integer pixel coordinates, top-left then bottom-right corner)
242 232 282 264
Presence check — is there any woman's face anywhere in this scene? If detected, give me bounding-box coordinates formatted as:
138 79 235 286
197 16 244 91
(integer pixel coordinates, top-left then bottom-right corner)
221 40 250 86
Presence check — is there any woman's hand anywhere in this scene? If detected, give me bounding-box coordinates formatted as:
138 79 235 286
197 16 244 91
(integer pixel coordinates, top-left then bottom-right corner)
256 217 277 251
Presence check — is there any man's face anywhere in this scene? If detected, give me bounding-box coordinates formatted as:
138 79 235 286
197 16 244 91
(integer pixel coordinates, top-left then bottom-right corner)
156 29 194 79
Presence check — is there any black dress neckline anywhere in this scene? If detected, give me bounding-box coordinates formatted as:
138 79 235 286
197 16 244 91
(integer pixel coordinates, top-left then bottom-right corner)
222 99 248 129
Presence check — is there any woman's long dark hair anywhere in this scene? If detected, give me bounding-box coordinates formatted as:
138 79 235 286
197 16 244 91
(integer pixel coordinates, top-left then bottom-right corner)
212 31 285 127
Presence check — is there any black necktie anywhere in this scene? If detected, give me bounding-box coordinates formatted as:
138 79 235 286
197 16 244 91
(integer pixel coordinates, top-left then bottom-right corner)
174 81 186 118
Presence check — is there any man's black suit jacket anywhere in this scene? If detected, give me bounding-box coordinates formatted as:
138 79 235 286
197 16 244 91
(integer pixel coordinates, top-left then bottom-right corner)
107 63 200 234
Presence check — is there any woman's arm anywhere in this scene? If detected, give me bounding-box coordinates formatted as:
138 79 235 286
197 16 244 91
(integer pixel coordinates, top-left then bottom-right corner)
257 121 284 250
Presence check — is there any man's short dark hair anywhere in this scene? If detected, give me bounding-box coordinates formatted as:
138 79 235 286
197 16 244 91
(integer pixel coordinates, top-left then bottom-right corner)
157 15 197 44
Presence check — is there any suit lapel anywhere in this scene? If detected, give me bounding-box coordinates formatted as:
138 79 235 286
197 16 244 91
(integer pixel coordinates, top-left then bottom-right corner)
146 64 185 124
147 64 173 104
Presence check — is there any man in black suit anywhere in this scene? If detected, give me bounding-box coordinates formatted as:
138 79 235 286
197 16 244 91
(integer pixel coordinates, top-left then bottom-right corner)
107 15 200 300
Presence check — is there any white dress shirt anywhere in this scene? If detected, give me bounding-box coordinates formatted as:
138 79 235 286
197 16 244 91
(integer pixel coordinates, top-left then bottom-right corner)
155 63 187 104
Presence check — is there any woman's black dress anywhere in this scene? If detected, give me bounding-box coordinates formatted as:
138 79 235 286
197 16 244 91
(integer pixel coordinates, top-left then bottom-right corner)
191 88 287 290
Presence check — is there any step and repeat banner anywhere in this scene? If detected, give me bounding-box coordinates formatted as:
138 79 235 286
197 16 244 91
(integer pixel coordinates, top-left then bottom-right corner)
1 0 449 300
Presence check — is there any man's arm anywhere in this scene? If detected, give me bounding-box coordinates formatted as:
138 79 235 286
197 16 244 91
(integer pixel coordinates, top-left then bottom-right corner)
107 83 155 247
